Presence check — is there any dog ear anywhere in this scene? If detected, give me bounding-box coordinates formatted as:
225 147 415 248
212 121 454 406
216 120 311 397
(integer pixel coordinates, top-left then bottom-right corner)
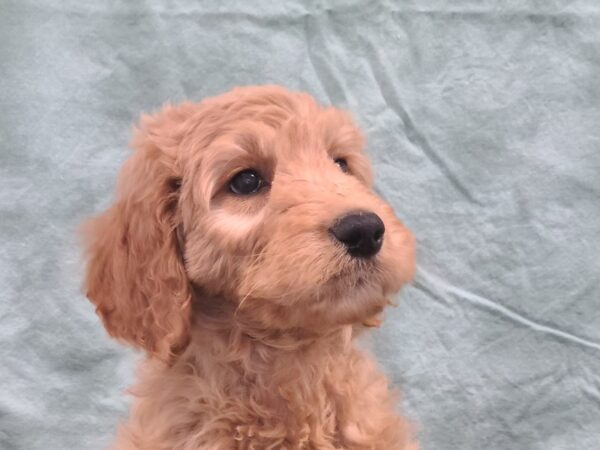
82 104 196 362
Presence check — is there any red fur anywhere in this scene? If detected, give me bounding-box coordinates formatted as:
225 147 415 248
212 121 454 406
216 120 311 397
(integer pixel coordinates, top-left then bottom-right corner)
83 86 418 449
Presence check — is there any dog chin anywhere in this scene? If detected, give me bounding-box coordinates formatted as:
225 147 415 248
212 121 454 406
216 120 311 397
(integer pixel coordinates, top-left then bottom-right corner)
234 265 397 331
319 273 390 326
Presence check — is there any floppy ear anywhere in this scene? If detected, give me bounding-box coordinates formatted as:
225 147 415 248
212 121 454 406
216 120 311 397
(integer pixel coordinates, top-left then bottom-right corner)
83 104 196 362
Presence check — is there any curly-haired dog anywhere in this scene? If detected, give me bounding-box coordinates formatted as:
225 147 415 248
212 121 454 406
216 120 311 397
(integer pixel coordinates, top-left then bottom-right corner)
83 86 417 450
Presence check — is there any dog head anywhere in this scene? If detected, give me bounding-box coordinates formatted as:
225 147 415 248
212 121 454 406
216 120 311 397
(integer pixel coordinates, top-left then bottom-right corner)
83 86 415 361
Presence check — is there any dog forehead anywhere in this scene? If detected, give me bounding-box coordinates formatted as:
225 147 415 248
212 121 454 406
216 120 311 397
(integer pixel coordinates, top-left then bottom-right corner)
204 101 359 157
201 86 316 124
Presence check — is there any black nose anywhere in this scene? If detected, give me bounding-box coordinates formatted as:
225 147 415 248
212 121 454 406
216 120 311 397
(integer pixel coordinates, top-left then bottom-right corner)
329 212 385 258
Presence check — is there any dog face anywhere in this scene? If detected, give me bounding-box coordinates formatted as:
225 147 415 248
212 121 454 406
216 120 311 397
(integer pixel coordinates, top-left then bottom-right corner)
83 86 415 360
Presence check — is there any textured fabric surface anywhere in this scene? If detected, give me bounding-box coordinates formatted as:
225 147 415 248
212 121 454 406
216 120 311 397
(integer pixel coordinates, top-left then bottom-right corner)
1 1 599 449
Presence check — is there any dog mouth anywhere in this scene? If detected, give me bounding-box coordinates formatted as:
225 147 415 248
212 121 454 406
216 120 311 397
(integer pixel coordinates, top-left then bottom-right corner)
328 259 380 288
320 270 389 326
354 276 368 288
233 255 392 330
325 263 387 304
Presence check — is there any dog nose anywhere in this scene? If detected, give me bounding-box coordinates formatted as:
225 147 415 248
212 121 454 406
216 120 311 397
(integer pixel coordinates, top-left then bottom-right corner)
329 212 385 258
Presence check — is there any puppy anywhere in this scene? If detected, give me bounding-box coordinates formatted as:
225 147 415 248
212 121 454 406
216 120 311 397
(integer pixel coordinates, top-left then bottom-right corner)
83 86 417 450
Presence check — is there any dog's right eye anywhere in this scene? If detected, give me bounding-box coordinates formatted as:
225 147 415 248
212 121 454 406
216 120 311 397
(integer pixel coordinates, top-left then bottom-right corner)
229 169 263 195
334 158 349 173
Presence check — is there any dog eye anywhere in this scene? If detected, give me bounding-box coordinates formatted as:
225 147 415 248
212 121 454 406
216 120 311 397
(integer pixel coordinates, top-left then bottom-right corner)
334 158 349 173
229 169 263 195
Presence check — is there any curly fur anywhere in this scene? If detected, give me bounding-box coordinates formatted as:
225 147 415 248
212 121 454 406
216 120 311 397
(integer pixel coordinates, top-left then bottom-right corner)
83 86 417 449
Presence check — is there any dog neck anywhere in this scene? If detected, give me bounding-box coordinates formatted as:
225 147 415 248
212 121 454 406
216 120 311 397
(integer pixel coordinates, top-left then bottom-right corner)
146 295 375 446
190 294 353 353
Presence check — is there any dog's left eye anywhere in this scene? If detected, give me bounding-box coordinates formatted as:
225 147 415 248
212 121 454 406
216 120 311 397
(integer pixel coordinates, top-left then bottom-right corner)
229 169 263 195
334 158 349 173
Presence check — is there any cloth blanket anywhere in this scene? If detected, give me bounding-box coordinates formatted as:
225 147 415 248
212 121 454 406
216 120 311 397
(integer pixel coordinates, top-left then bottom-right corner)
1 1 599 449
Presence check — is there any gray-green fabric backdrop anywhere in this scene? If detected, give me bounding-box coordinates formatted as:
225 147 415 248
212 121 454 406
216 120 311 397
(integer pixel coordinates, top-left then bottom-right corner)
1 1 599 449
